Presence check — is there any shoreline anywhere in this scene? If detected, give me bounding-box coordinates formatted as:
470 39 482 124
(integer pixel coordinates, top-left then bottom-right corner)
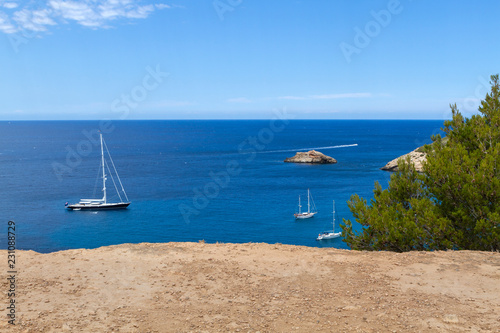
2 242 499 332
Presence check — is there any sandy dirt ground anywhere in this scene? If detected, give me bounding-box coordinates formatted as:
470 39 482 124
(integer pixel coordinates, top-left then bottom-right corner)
1 242 499 332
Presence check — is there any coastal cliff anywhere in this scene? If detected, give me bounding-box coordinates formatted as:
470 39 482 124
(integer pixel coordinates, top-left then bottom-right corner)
381 147 426 172
381 138 449 172
284 150 337 164
3 243 498 332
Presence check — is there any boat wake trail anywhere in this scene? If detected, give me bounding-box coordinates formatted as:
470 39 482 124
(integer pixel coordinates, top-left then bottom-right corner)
259 144 358 154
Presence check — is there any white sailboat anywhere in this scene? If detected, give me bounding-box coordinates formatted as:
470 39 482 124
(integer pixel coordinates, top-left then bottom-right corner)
294 188 317 219
317 200 341 240
66 133 130 211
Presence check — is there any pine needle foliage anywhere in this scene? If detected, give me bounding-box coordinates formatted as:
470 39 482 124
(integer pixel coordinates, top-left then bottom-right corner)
342 75 500 252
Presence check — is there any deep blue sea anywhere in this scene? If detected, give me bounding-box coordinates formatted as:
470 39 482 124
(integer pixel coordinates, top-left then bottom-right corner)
0 120 444 253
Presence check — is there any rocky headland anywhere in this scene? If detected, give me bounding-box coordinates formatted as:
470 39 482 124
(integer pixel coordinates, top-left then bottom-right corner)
2 243 499 332
381 138 449 172
284 150 337 164
381 147 427 172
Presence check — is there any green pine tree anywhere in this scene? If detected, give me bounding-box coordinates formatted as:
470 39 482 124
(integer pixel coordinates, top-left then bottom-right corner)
342 75 500 252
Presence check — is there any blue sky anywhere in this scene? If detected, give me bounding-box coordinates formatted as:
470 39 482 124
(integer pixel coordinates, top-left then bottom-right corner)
0 0 499 120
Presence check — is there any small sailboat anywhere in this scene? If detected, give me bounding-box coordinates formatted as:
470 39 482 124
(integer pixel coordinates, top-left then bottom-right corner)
317 200 341 240
66 133 130 211
294 188 317 219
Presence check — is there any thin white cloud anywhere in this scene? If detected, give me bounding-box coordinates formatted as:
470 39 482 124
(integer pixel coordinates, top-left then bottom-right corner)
0 11 16 33
278 96 306 100
13 8 56 32
279 93 372 100
227 97 252 103
310 93 372 99
123 4 154 19
49 1 100 27
0 1 172 33
3 2 18 9
155 4 170 10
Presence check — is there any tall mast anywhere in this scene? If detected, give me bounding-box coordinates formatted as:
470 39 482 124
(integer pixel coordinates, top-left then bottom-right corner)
332 200 336 231
100 133 107 203
298 196 301 214
307 188 310 213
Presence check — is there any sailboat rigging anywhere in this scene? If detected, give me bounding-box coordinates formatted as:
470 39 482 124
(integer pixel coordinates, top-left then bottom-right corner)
66 133 130 211
316 200 341 240
294 188 317 219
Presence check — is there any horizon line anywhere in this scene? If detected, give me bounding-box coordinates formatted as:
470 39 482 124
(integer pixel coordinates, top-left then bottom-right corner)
0 118 448 122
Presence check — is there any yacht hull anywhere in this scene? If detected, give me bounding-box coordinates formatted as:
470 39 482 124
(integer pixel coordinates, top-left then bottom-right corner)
316 232 341 240
294 212 317 219
67 202 130 211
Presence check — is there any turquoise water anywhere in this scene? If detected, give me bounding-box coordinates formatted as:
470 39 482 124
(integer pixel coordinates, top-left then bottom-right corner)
0 120 443 252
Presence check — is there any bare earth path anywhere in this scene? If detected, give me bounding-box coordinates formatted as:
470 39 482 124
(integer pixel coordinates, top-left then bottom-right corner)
1 243 499 332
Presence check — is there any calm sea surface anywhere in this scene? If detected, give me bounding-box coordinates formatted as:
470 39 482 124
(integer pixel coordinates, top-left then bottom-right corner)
0 120 443 253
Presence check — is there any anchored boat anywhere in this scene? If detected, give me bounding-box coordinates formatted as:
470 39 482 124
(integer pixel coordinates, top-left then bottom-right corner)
66 133 130 211
317 200 341 240
294 188 317 219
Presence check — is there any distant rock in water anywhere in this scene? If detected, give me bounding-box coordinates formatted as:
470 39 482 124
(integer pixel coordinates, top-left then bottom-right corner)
284 150 337 164
381 148 426 172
